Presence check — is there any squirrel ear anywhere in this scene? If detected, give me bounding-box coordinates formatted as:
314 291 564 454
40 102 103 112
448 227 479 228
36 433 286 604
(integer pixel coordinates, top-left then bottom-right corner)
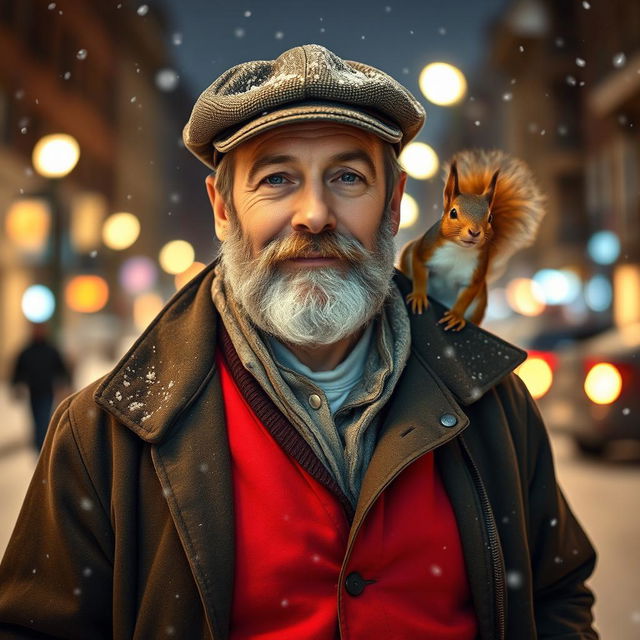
443 161 460 210
484 169 500 210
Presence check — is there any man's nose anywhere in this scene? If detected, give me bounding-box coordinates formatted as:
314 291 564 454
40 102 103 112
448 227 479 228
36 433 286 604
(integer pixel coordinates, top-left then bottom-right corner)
290 184 336 234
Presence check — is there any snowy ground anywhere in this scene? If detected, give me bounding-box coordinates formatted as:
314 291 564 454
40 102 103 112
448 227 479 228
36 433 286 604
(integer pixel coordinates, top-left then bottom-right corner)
0 385 638 638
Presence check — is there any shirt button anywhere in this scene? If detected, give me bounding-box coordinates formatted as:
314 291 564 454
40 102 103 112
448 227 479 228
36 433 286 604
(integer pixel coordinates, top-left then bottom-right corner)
440 413 458 427
344 572 366 596
308 394 322 410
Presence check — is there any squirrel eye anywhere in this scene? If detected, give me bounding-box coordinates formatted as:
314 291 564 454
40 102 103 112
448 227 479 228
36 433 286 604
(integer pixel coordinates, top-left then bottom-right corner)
449 208 458 219
488 213 493 224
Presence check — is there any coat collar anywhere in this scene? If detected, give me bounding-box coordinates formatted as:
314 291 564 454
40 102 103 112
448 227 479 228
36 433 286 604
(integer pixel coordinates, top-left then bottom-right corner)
94 264 526 442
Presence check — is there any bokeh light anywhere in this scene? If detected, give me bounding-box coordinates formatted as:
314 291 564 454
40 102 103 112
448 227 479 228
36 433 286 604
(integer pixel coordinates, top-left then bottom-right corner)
419 62 467 106
32 133 80 178
159 239 195 274
102 212 141 250
175 261 206 290
516 355 554 399
585 274 612 312
133 292 164 332
71 192 107 253
532 268 581 305
5 198 51 253
120 256 158 295
65 275 109 313
505 278 545 316
588 231 620 265
399 193 419 229
21 285 55 323
584 362 622 405
399 142 439 180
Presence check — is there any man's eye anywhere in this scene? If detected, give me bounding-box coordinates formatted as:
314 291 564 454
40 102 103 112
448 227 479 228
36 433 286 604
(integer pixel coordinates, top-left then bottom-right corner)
262 174 287 186
339 172 361 184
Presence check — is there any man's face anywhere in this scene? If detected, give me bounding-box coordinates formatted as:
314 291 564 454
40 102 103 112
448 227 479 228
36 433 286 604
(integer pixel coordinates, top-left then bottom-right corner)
207 121 406 346
214 121 397 252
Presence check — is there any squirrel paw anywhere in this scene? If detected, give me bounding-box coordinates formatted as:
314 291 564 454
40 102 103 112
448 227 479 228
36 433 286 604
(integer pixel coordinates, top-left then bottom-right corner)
406 292 429 315
438 310 467 332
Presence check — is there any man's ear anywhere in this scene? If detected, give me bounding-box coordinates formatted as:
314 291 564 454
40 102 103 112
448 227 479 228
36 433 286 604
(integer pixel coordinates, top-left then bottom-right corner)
205 173 230 242
389 171 407 236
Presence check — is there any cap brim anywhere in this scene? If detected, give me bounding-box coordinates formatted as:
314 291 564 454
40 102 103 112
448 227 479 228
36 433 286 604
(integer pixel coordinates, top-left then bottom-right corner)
213 102 403 155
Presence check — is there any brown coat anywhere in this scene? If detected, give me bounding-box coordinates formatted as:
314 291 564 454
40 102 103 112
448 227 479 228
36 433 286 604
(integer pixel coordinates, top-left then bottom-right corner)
0 264 598 639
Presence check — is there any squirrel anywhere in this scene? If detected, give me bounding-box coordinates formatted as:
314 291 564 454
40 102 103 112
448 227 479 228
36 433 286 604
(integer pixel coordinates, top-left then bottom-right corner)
399 149 546 331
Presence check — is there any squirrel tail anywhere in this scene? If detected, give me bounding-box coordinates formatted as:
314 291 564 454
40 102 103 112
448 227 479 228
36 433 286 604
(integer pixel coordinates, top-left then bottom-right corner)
446 149 546 282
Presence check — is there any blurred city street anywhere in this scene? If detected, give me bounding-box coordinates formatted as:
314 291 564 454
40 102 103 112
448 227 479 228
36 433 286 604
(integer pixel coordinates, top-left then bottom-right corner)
1 384 639 639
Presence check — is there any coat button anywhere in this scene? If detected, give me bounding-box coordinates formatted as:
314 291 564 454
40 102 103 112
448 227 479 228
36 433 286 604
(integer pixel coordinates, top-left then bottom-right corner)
308 394 322 410
439 413 458 427
345 571 367 596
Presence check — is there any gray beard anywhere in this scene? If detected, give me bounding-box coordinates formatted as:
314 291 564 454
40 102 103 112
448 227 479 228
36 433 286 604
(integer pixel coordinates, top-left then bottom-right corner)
219 215 396 346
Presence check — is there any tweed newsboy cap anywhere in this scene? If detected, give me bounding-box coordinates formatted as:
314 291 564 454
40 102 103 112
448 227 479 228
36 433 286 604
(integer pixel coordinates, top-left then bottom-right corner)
183 44 426 170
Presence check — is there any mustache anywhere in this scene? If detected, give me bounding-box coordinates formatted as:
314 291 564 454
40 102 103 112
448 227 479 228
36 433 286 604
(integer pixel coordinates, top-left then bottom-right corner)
259 231 369 266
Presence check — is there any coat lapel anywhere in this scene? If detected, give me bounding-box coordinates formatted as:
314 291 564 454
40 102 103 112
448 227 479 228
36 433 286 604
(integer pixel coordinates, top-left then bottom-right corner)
94 263 235 640
151 368 234 640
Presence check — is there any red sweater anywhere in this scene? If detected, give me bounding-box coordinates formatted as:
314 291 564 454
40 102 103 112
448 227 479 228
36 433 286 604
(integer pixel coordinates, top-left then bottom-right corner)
219 353 477 639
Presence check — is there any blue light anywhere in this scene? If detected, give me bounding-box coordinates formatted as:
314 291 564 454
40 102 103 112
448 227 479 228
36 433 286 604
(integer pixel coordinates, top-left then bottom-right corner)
585 275 612 312
21 285 55 323
588 231 620 265
532 269 581 305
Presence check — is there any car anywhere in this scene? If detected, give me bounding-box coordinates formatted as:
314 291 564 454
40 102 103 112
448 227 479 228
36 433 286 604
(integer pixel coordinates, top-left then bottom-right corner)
515 322 639 456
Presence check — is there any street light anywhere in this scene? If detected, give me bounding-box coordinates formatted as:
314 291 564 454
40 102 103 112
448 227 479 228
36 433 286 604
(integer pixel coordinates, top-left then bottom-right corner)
399 142 439 180
31 132 81 338
32 134 80 178
419 63 467 106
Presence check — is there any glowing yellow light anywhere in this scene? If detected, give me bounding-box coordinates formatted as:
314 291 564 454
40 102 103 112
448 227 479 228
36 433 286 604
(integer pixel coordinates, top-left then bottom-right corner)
419 62 467 106
71 192 107 252
399 142 439 180
102 212 141 250
516 357 554 399
505 278 545 316
65 275 109 313
175 261 207 290
5 198 51 252
400 193 419 229
584 363 622 405
159 240 195 275
32 133 80 178
133 292 164 332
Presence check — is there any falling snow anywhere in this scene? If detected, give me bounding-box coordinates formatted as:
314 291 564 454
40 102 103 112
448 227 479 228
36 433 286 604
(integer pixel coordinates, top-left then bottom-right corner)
156 68 180 92
550 517 558 527
172 32 183 46
243 10 252 17
612 52 626 68
576 57 586 68
281 598 289 607
507 570 523 588
137 4 149 16
438 26 446 35
76 49 87 61
566 75 577 86
82 567 93 577
275 31 284 40
234 27 246 38
622 407 630 415
430 564 443 577
582 0 590 8
502 92 513 101
80 498 93 511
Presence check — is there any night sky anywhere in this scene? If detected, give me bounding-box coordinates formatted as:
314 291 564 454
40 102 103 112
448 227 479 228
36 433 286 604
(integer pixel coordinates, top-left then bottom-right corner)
155 0 511 148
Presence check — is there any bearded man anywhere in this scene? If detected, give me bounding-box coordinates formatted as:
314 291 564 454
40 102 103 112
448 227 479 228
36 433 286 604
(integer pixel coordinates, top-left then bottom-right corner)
0 45 597 639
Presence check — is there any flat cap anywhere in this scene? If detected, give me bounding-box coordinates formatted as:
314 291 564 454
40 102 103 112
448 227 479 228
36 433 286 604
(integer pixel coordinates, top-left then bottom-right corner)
183 44 426 170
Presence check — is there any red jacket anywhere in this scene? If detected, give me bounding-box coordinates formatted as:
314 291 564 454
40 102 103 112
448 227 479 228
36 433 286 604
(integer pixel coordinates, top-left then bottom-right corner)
220 354 477 639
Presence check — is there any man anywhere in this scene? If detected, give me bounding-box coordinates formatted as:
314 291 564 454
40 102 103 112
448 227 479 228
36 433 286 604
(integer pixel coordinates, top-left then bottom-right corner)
10 323 71 451
0 45 597 639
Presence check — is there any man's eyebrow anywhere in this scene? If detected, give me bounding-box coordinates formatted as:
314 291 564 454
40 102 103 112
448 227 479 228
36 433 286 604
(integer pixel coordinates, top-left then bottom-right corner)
330 150 377 177
247 154 295 185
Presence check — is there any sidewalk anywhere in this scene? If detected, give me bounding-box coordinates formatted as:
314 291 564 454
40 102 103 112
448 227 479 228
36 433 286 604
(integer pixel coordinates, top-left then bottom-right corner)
0 384 38 558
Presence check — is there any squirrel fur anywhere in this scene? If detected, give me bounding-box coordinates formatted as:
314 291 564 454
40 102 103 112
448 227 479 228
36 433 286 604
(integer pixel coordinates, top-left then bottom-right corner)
399 149 546 331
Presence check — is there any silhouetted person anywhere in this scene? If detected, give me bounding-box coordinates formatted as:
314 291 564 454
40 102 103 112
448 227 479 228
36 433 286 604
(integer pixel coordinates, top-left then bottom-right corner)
11 323 71 451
